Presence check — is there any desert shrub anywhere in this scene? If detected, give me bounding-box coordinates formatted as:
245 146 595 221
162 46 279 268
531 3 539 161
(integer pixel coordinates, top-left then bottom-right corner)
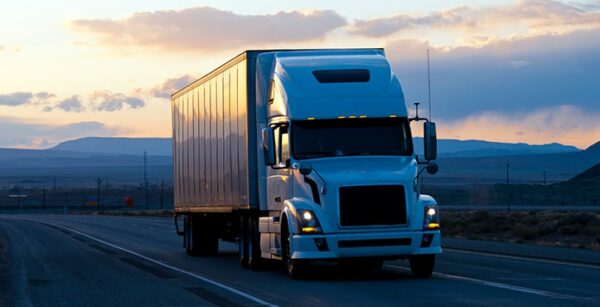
512 223 539 240
558 224 583 235
472 210 490 221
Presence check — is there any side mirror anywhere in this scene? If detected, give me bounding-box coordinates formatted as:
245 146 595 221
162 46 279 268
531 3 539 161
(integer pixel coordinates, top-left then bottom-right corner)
262 127 276 166
426 162 439 175
424 122 437 161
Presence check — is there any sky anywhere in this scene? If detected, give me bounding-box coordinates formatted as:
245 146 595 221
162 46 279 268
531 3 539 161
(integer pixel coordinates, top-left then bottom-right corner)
1 0 599 149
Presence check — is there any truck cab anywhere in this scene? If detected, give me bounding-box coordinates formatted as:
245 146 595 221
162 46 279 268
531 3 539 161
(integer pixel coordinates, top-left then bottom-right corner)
255 49 441 277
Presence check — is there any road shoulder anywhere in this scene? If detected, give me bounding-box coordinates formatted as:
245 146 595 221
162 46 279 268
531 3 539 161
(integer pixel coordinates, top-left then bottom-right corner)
443 237 600 266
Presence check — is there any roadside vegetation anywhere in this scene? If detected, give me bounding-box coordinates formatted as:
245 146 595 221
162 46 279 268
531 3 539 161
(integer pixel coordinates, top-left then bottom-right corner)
441 210 600 251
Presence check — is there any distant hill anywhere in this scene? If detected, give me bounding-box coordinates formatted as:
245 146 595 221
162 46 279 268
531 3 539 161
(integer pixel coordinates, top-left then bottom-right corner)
51 137 578 158
51 137 171 156
586 141 600 153
569 162 600 182
413 138 579 157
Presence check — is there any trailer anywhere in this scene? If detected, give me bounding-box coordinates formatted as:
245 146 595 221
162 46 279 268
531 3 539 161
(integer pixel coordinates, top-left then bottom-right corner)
171 49 441 278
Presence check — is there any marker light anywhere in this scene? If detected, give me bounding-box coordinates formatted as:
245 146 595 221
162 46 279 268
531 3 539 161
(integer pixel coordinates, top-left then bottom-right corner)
302 227 319 233
307 117 316 120
337 116 346 119
427 223 440 229
359 115 367 118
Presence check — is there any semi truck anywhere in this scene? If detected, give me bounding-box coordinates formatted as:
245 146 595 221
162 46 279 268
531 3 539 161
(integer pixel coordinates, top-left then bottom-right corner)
171 49 441 278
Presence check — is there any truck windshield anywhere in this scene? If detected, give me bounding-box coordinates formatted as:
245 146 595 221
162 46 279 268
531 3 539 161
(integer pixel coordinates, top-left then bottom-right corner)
292 118 413 159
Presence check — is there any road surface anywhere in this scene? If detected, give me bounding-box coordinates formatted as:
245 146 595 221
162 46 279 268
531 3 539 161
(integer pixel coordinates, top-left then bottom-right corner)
1 214 598 306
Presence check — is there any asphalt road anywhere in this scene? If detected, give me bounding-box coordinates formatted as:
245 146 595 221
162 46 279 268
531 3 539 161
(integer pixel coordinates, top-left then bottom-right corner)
1 214 599 306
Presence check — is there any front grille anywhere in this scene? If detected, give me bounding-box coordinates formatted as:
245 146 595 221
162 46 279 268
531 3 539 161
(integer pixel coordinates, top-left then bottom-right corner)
339 185 407 226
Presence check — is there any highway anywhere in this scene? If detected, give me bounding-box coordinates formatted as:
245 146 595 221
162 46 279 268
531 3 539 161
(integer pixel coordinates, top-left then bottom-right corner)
1 214 599 306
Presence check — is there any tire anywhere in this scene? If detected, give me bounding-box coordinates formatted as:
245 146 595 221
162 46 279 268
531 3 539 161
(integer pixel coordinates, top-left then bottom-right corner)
281 218 306 279
247 215 263 270
409 254 435 278
239 215 249 268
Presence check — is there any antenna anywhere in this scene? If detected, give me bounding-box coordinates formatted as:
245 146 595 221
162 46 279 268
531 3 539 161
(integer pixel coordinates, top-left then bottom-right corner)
427 49 432 122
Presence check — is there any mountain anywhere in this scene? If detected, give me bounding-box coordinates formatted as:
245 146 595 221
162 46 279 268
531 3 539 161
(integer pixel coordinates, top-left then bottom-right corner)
413 138 579 157
51 137 171 156
569 162 600 182
51 137 578 158
586 141 600 153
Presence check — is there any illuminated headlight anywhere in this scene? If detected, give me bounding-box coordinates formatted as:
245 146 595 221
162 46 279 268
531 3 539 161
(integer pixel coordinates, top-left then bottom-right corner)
424 206 440 230
426 207 436 217
298 209 322 234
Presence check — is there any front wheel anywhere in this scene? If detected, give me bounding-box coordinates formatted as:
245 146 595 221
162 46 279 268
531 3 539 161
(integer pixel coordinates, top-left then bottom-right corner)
409 254 435 278
281 218 306 279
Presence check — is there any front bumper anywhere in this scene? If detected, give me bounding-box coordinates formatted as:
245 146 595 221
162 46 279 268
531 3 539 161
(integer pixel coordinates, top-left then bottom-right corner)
291 229 442 260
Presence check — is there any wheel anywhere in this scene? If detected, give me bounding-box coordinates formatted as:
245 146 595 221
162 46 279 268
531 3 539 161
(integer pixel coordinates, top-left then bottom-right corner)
247 215 264 270
409 254 435 278
281 218 306 279
239 215 249 268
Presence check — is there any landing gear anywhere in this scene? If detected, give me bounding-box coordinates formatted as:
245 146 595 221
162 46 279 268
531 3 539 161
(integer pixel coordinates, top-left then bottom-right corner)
409 254 435 278
239 214 263 270
184 214 219 256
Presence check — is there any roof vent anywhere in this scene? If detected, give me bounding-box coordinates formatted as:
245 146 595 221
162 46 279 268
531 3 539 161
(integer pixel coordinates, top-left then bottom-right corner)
312 69 370 83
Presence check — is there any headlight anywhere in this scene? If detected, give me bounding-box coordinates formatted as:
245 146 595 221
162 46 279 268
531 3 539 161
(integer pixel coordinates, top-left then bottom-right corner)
424 206 440 230
298 209 322 234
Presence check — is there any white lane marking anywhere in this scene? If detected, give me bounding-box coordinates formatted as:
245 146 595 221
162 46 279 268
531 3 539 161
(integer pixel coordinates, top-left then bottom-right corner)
386 265 596 302
444 248 600 270
36 220 277 307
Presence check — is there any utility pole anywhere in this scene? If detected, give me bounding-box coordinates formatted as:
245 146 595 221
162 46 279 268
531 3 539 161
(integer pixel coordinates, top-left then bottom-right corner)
42 188 47 209
144 151 149 209
17 187 22 211
506 163 511 212
543 171 547 185
160 178 164 209
97 177 101 209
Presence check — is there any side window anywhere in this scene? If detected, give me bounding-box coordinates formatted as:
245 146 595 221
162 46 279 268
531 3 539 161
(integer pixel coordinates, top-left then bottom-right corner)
272 124 289 169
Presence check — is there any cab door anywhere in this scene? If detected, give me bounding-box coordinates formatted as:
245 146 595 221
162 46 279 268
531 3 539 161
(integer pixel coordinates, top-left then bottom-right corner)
266 123 292 211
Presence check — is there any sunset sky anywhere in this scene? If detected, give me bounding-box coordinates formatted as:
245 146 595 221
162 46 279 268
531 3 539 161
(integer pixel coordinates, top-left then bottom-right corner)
1 0 599 149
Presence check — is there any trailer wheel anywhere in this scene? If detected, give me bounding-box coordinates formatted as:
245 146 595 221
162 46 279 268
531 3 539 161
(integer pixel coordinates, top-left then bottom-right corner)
239 215 249 268
409 254 435 278
281 217 306 279
247 215 263 270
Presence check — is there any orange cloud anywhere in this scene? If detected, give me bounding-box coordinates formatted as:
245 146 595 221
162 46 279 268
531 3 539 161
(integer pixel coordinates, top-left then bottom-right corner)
70 7 347 53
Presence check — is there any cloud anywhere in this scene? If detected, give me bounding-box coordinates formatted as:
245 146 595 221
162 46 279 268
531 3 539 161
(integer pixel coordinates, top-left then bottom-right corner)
90 91 145 111
70 7 347 52
55 96 86 112
0 116 120 148
386 28 600 120
0 92 34 106
436 105 600 148
148 75 196 98
350 0 600 38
